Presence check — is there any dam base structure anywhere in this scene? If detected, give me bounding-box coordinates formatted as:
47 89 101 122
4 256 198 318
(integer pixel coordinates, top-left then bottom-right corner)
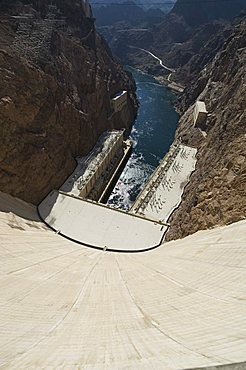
60 129 132 203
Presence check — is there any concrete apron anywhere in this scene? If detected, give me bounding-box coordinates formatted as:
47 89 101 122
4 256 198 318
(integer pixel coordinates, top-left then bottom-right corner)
38 190 168 252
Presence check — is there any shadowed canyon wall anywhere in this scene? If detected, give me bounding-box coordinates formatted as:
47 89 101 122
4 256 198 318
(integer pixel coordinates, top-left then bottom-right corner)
0 0 137 204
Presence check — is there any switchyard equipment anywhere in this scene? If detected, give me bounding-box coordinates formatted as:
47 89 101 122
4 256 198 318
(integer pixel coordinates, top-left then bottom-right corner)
131 142 197 225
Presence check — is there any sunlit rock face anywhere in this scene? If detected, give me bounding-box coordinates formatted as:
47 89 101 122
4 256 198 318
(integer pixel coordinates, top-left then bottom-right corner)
0 0 137 204
166 16 246 240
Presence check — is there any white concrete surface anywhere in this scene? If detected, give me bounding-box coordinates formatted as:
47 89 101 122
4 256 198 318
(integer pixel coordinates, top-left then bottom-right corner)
1 192 246 369
38 190 167 251
194 101 208 126
132 144 197 223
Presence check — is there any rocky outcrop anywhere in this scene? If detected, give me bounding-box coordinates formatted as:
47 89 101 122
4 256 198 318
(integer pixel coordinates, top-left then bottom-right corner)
165 16 246 240
0 0 137 204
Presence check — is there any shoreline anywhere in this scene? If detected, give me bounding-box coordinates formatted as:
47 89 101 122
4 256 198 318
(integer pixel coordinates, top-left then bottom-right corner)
125 64 185 93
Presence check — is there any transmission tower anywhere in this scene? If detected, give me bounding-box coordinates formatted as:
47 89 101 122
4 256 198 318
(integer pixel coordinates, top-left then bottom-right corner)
12 3 67 64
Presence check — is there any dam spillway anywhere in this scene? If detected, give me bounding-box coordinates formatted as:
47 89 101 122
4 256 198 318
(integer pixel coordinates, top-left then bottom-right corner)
1 192 246 369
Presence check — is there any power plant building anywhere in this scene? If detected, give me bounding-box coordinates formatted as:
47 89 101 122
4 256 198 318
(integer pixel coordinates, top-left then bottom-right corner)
60 130 130 201
78 130 124 198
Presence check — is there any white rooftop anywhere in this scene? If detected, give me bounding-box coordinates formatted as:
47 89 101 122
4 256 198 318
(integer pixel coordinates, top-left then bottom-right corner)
195 100 208 113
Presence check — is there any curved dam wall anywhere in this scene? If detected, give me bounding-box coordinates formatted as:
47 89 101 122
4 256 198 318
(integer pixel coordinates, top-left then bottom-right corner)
1 192 246 369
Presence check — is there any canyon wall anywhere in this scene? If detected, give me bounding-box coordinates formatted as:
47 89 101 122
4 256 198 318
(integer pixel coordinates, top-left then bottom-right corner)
166 16 246 240
0 0 137 204
106 0 246 80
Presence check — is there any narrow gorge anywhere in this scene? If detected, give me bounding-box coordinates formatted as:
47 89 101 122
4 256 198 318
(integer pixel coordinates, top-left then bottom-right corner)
0 0 246 369
94 0 246 239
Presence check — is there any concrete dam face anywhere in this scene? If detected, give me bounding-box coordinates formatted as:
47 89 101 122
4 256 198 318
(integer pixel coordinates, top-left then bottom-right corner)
1 191 246 369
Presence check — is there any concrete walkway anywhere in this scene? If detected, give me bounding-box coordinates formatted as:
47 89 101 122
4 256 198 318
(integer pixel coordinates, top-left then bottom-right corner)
1 192 246 369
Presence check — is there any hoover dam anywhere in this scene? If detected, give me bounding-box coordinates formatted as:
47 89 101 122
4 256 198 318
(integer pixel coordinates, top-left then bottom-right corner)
1 191 246 369
0 48 246 370
1 42 245 370
0 2 246 369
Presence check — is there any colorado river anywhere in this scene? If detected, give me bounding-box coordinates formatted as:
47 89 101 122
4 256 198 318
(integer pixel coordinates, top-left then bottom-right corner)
107 67 179 210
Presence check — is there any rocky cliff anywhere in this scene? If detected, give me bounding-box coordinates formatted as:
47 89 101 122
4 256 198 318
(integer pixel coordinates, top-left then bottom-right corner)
101 0 246 240
166 15 246 240
107 0 246 81
0 0 137 204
